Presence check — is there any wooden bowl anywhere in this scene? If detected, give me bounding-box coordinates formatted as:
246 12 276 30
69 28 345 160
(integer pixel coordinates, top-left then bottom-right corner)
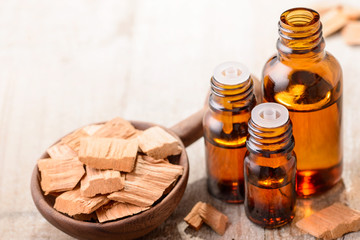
30 121 189 240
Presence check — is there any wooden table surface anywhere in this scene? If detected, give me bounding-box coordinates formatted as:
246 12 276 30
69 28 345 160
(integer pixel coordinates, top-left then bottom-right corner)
1 0 360 239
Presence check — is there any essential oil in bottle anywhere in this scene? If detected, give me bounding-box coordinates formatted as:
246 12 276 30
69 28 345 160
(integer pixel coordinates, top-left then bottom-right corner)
262 8 343 197
244 103 296 228
203 61 257 203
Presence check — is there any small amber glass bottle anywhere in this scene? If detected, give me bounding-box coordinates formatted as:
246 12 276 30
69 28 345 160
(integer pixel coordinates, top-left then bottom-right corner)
244 103 296 228
203 62 257 203
262 8 343 197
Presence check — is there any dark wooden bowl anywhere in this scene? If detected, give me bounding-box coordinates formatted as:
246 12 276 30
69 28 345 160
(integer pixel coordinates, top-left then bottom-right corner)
30 120 190 240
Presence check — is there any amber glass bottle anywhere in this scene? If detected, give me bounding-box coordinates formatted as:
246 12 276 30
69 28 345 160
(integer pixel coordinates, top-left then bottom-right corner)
262 8 343 197
203 62 256 203
245 103 296 228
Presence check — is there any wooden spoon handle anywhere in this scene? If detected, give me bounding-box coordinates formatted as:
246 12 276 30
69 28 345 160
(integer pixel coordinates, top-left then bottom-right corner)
170 108 205 147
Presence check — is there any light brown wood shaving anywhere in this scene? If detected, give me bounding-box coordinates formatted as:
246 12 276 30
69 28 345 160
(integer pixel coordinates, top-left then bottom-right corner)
47 143 77 160
96 201 149 223
184 202 204 230
78 137 138 172
80 166 124 197
342 21 360 45
54 188 110 216
60 128 89 152
38 157 85 195
138 126 182 159
296 203 360 240
93 117 137 139
107 155 183 207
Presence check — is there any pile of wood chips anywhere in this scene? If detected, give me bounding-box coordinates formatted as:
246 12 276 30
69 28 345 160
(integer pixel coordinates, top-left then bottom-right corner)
38 117 184 223
313 3 360 45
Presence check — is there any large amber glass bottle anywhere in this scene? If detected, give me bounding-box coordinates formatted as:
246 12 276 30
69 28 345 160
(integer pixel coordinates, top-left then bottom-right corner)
262 8 343 197
203 62 256 203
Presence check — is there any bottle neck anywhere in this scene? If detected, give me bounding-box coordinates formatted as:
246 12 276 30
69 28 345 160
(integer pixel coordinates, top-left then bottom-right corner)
277 8 325 60
209 76 255 112
246 118 294 155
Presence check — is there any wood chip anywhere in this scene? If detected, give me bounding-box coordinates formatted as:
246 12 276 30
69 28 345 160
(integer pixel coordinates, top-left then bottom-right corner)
322 7 348 37
342 21 360 45
311 3 341 16
108 155 183 207
138 126 182 159
198 203 229 236
47 143 77 160
38 157 85 195
60 128 89 152
80 166 124 197
184 202 204 230
54 188 110 216
342 5 360 20
296 203 360 240
81 124 105 136
78 137 138 172
93 117 137 139
96 201 149 223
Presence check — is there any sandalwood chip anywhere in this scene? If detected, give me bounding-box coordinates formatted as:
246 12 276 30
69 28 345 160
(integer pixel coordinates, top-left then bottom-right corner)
47 143 77 160
296 203 360 240
80 166 124 197
38 157 85 195
54 188 110 216
342 21 360 45
93 117 137 139
60 128 89 152
342 6 360 20
198 203 228 236
184 202 204 230
322 7 348 37
108 155 183 207
96 202 149 223
81 124 105 136
79 137 138 172
138 126 182 159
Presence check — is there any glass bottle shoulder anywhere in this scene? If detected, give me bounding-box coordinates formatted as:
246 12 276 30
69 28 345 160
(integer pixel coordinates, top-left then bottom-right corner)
262 52 342 111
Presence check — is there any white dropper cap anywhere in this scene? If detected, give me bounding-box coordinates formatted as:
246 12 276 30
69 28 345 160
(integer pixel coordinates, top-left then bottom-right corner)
251 103 289 128
213 61 250 85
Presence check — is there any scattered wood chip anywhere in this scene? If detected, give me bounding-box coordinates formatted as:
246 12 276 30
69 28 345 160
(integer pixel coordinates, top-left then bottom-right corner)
38 157 85 195
96 201 149 223
54 188 110 216
296 203 360 240
184 202 204 230
60 128 89 152
93 117 137 139
80 166 124 197
138 126 182 159
311 3 341 16
342 5 360 20
108 155 183 207
47 143 77 160
198 203 229 236
342 21 360 45
322 7 349 37
78 137 138 172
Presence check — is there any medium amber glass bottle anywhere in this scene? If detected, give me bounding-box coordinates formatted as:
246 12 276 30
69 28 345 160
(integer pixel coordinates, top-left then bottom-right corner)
262 8 343 197
245 103 296 228
203 62 256 203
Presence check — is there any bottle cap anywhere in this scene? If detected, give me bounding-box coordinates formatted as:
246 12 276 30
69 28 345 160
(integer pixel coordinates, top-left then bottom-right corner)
213 61 250 86
251 103 289 128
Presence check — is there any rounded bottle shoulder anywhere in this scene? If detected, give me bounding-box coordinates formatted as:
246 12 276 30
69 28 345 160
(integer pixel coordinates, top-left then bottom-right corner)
262 52 342 110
